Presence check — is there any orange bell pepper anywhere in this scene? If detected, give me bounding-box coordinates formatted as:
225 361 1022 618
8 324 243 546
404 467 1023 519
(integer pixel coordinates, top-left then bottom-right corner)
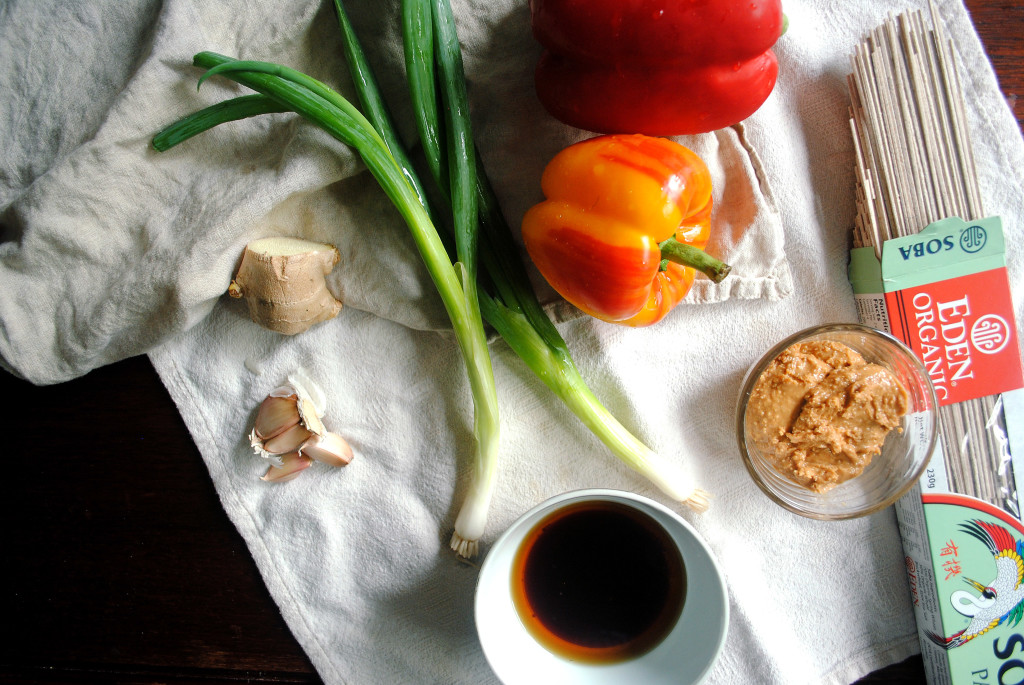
521 134 729 326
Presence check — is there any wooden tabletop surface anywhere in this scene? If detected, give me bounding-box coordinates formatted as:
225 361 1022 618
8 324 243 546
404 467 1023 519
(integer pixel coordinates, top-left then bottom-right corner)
1 2 1021 684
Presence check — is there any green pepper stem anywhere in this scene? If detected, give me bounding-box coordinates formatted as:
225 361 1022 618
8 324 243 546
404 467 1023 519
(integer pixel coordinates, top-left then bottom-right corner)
658 237 732 283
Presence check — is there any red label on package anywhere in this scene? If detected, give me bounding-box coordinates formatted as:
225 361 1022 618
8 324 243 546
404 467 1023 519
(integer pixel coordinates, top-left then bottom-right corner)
885 268 1023 406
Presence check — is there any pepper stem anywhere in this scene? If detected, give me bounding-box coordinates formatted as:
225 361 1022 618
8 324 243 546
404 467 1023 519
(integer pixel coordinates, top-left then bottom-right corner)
658 237 732 283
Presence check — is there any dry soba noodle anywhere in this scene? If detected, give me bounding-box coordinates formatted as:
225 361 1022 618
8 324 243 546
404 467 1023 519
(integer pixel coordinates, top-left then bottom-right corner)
847 2 1017 515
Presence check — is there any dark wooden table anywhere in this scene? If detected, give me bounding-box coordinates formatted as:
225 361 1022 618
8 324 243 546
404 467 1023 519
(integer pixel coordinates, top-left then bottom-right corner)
1 2 1020 684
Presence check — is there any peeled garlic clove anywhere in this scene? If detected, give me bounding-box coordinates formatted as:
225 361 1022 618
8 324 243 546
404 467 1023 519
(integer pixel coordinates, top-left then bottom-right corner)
261 452 312 482
300 431 354 467
253 391 301 440
262 422 314 455
297 396 325 437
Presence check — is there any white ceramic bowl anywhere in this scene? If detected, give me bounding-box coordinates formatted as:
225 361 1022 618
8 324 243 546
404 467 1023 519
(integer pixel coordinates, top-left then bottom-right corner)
475 489 728 685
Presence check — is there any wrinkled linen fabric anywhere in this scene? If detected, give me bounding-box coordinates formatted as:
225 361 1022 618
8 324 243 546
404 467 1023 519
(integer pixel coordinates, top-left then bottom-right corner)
1 0 1021 684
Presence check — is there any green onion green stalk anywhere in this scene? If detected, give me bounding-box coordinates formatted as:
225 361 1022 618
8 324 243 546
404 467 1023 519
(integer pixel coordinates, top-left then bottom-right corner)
152 0 708 559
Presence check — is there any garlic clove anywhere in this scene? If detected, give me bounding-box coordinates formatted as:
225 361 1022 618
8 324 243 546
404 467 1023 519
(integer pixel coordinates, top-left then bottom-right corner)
262 421 314 455
300 431 354 467
261 452 312 482
253 392 301 440
249 372 344 479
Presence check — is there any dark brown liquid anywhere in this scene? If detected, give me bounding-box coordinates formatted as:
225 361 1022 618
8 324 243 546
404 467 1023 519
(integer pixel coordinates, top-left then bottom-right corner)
510 500 686 663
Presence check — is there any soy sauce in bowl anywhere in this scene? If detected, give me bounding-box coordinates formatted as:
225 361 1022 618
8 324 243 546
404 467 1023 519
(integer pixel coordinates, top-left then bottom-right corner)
510 500 686 664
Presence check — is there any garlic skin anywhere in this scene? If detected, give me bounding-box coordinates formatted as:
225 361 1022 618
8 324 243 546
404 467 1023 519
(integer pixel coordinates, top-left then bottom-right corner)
249 370 353 481
261 452 313 482
288 368 327 417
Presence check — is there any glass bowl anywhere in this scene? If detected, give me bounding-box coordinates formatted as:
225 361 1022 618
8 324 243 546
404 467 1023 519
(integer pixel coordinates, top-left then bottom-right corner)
736 323 938 519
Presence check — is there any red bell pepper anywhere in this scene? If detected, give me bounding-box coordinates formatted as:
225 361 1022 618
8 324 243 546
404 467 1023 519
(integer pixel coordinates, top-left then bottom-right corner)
529 0 785 136
521 134 730 327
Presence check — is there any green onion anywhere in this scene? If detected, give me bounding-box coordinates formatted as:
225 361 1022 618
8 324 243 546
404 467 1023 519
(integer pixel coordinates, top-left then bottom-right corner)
154 2 709 558
413 0 494 557
333 0 497 557
153 51 501 557
400 0 445 191
332 0 433 213
339 0 709 512
152 94 288 152
332 0 497 557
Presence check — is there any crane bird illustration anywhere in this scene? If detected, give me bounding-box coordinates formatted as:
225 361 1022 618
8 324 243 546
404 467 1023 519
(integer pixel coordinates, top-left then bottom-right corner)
928 519 1024 650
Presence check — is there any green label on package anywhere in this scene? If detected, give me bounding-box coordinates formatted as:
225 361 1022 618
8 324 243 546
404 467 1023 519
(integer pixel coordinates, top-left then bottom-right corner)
898 491 1024 685
880 216 1007 290
848 216 1007 294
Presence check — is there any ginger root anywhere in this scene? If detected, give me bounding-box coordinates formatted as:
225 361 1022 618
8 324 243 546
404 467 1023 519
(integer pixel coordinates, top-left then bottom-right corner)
228 237 343 335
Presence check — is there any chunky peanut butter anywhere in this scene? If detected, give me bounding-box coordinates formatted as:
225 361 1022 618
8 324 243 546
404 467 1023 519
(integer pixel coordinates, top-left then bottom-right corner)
745 340 909 492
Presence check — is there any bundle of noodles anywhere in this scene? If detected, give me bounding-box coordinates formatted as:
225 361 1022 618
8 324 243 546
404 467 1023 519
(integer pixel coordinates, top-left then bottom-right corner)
847 2 1016 514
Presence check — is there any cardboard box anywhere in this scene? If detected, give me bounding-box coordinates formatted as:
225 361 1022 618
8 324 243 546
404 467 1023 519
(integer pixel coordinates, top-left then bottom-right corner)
849 216 1024 684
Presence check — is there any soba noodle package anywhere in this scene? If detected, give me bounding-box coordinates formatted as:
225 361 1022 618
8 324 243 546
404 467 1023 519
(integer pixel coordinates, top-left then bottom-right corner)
849 216 1024 683
846 8 1024 682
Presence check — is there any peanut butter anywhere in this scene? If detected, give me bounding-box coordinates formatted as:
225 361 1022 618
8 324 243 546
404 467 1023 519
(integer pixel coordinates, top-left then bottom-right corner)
745 340 909 492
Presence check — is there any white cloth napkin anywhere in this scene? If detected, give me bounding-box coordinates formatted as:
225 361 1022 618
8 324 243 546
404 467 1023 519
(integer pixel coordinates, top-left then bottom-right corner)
2 0 1021 683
